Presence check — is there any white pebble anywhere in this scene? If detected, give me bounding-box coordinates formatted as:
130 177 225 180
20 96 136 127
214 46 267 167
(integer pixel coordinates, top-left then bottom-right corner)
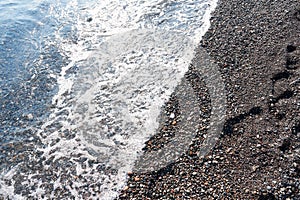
170 113 175 119
27 114 33 120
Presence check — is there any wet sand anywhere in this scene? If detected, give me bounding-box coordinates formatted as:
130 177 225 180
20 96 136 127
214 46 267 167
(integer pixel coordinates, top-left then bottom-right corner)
119 0 300 199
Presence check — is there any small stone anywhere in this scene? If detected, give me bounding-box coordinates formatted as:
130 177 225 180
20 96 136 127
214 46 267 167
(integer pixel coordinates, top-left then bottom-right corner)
134 176 140 181
123 186 129 191
252 190 257 194
226 148 232 153
212 160 218 164
252 165 259 172
170 113 175 119
292 162 297 167
172 120 177 125
189 150 195 156
27 114 33 120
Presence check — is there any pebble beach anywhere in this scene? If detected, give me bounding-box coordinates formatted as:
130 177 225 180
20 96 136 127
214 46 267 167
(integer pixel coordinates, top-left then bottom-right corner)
119 0 300 199
0 0 299 199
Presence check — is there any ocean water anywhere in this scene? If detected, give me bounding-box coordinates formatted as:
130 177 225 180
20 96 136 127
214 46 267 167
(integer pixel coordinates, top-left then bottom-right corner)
0 0 218 199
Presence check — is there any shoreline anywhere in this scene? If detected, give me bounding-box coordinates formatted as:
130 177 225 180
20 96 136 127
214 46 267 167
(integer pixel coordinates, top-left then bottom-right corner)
119 0 299 199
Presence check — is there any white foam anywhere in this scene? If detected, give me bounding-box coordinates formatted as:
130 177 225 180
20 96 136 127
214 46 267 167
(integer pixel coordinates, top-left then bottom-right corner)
0 165 24 200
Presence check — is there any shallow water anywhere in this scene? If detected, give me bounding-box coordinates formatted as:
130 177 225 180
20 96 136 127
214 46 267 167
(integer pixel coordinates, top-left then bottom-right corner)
0 0 218 198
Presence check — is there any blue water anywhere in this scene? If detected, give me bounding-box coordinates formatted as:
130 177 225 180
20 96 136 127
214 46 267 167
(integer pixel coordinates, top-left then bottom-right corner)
0 1 55 141
0 0 220 198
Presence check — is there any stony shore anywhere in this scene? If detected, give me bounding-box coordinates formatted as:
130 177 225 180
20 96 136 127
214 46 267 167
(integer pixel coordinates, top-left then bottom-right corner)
119 0 299 199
